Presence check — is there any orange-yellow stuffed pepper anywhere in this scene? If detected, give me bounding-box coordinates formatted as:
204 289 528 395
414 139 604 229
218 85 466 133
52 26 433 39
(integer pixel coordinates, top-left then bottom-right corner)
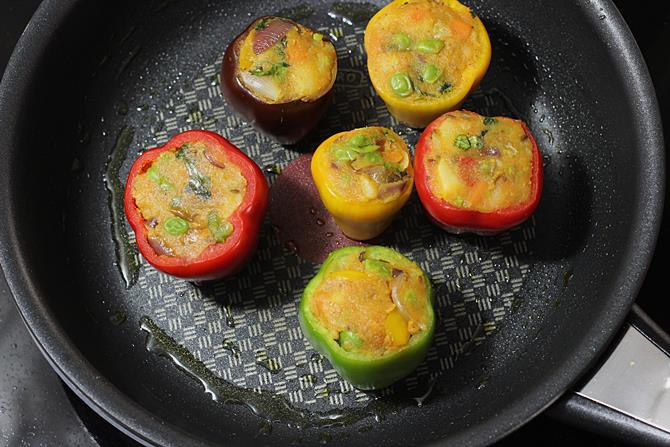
364 0 491 128
311 127 413 240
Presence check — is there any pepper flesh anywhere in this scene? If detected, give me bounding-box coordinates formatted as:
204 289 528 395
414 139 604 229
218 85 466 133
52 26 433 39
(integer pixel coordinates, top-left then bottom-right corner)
299 246 435 390
364 0 491 128
124 130 268 280
311 127 414 240
414 110 543 234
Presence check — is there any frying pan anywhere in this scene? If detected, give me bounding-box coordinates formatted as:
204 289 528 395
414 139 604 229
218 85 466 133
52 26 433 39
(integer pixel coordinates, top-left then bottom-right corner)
0 0 666 445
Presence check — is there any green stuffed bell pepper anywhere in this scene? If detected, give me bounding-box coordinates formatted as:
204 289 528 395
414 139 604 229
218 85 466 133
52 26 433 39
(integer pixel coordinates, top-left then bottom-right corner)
299 246 435 390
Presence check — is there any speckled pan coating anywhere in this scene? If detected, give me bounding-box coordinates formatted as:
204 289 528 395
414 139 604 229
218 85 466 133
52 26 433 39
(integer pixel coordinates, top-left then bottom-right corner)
0 0 663 446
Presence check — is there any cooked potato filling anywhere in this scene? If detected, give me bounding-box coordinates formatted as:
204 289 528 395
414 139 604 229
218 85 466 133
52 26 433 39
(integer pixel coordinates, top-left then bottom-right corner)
131 141 247 259
366 0 485 100
237 17 337 104
309 248 430 356
424 111 534 212
325 127 412 203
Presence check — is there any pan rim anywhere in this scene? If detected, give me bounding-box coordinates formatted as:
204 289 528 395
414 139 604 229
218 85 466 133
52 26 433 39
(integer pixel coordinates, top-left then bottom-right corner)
0 0 664 445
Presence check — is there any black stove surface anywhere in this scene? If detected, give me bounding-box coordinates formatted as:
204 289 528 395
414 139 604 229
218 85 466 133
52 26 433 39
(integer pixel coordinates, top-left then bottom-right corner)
1 0 668 446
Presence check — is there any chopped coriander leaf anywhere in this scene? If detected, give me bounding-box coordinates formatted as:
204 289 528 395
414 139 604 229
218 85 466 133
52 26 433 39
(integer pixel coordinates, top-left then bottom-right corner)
454 134 471 150
483 116 496 126
440 82 453 94
249 61 290 78
255 18 270 30
175 145 186 158
275 37 288 57
176 145 212 198
454 134 484 150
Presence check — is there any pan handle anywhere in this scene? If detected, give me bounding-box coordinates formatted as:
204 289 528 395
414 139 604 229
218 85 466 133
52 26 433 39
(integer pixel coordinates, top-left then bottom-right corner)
547 305 670 445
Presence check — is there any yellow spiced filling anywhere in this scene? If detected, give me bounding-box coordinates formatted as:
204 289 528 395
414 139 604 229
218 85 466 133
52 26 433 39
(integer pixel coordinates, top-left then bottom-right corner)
132 141 247 258
237 17 337 103
424 111 533 212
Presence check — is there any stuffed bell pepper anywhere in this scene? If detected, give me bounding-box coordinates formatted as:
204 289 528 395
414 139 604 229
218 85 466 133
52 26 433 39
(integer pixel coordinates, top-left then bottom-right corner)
299 246 435 390
414 110 543 235
364 0 491 128
221 16 337 144
311 127 413 241
124 130 268 281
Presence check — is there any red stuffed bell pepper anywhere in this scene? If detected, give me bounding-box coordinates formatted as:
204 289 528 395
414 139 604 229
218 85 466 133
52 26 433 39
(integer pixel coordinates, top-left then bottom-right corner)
414 110 542 235
124 130 268 281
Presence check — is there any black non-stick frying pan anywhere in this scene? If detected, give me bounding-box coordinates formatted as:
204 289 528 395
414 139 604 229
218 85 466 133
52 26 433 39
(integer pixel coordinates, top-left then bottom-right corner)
0 0 666 445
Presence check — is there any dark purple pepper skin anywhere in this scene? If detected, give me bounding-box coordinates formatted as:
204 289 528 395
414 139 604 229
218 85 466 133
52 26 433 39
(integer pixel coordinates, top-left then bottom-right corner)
220 17 335 145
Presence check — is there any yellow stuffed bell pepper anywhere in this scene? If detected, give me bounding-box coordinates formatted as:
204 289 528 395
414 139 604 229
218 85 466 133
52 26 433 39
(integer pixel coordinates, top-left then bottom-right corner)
311 127 413 240
364 0 491 128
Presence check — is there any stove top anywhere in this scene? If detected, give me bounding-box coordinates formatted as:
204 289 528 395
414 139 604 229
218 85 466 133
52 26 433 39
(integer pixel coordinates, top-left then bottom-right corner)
1 1 668 446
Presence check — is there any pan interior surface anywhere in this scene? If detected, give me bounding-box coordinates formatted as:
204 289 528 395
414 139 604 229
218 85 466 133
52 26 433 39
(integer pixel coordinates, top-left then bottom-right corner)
0 0 662 446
